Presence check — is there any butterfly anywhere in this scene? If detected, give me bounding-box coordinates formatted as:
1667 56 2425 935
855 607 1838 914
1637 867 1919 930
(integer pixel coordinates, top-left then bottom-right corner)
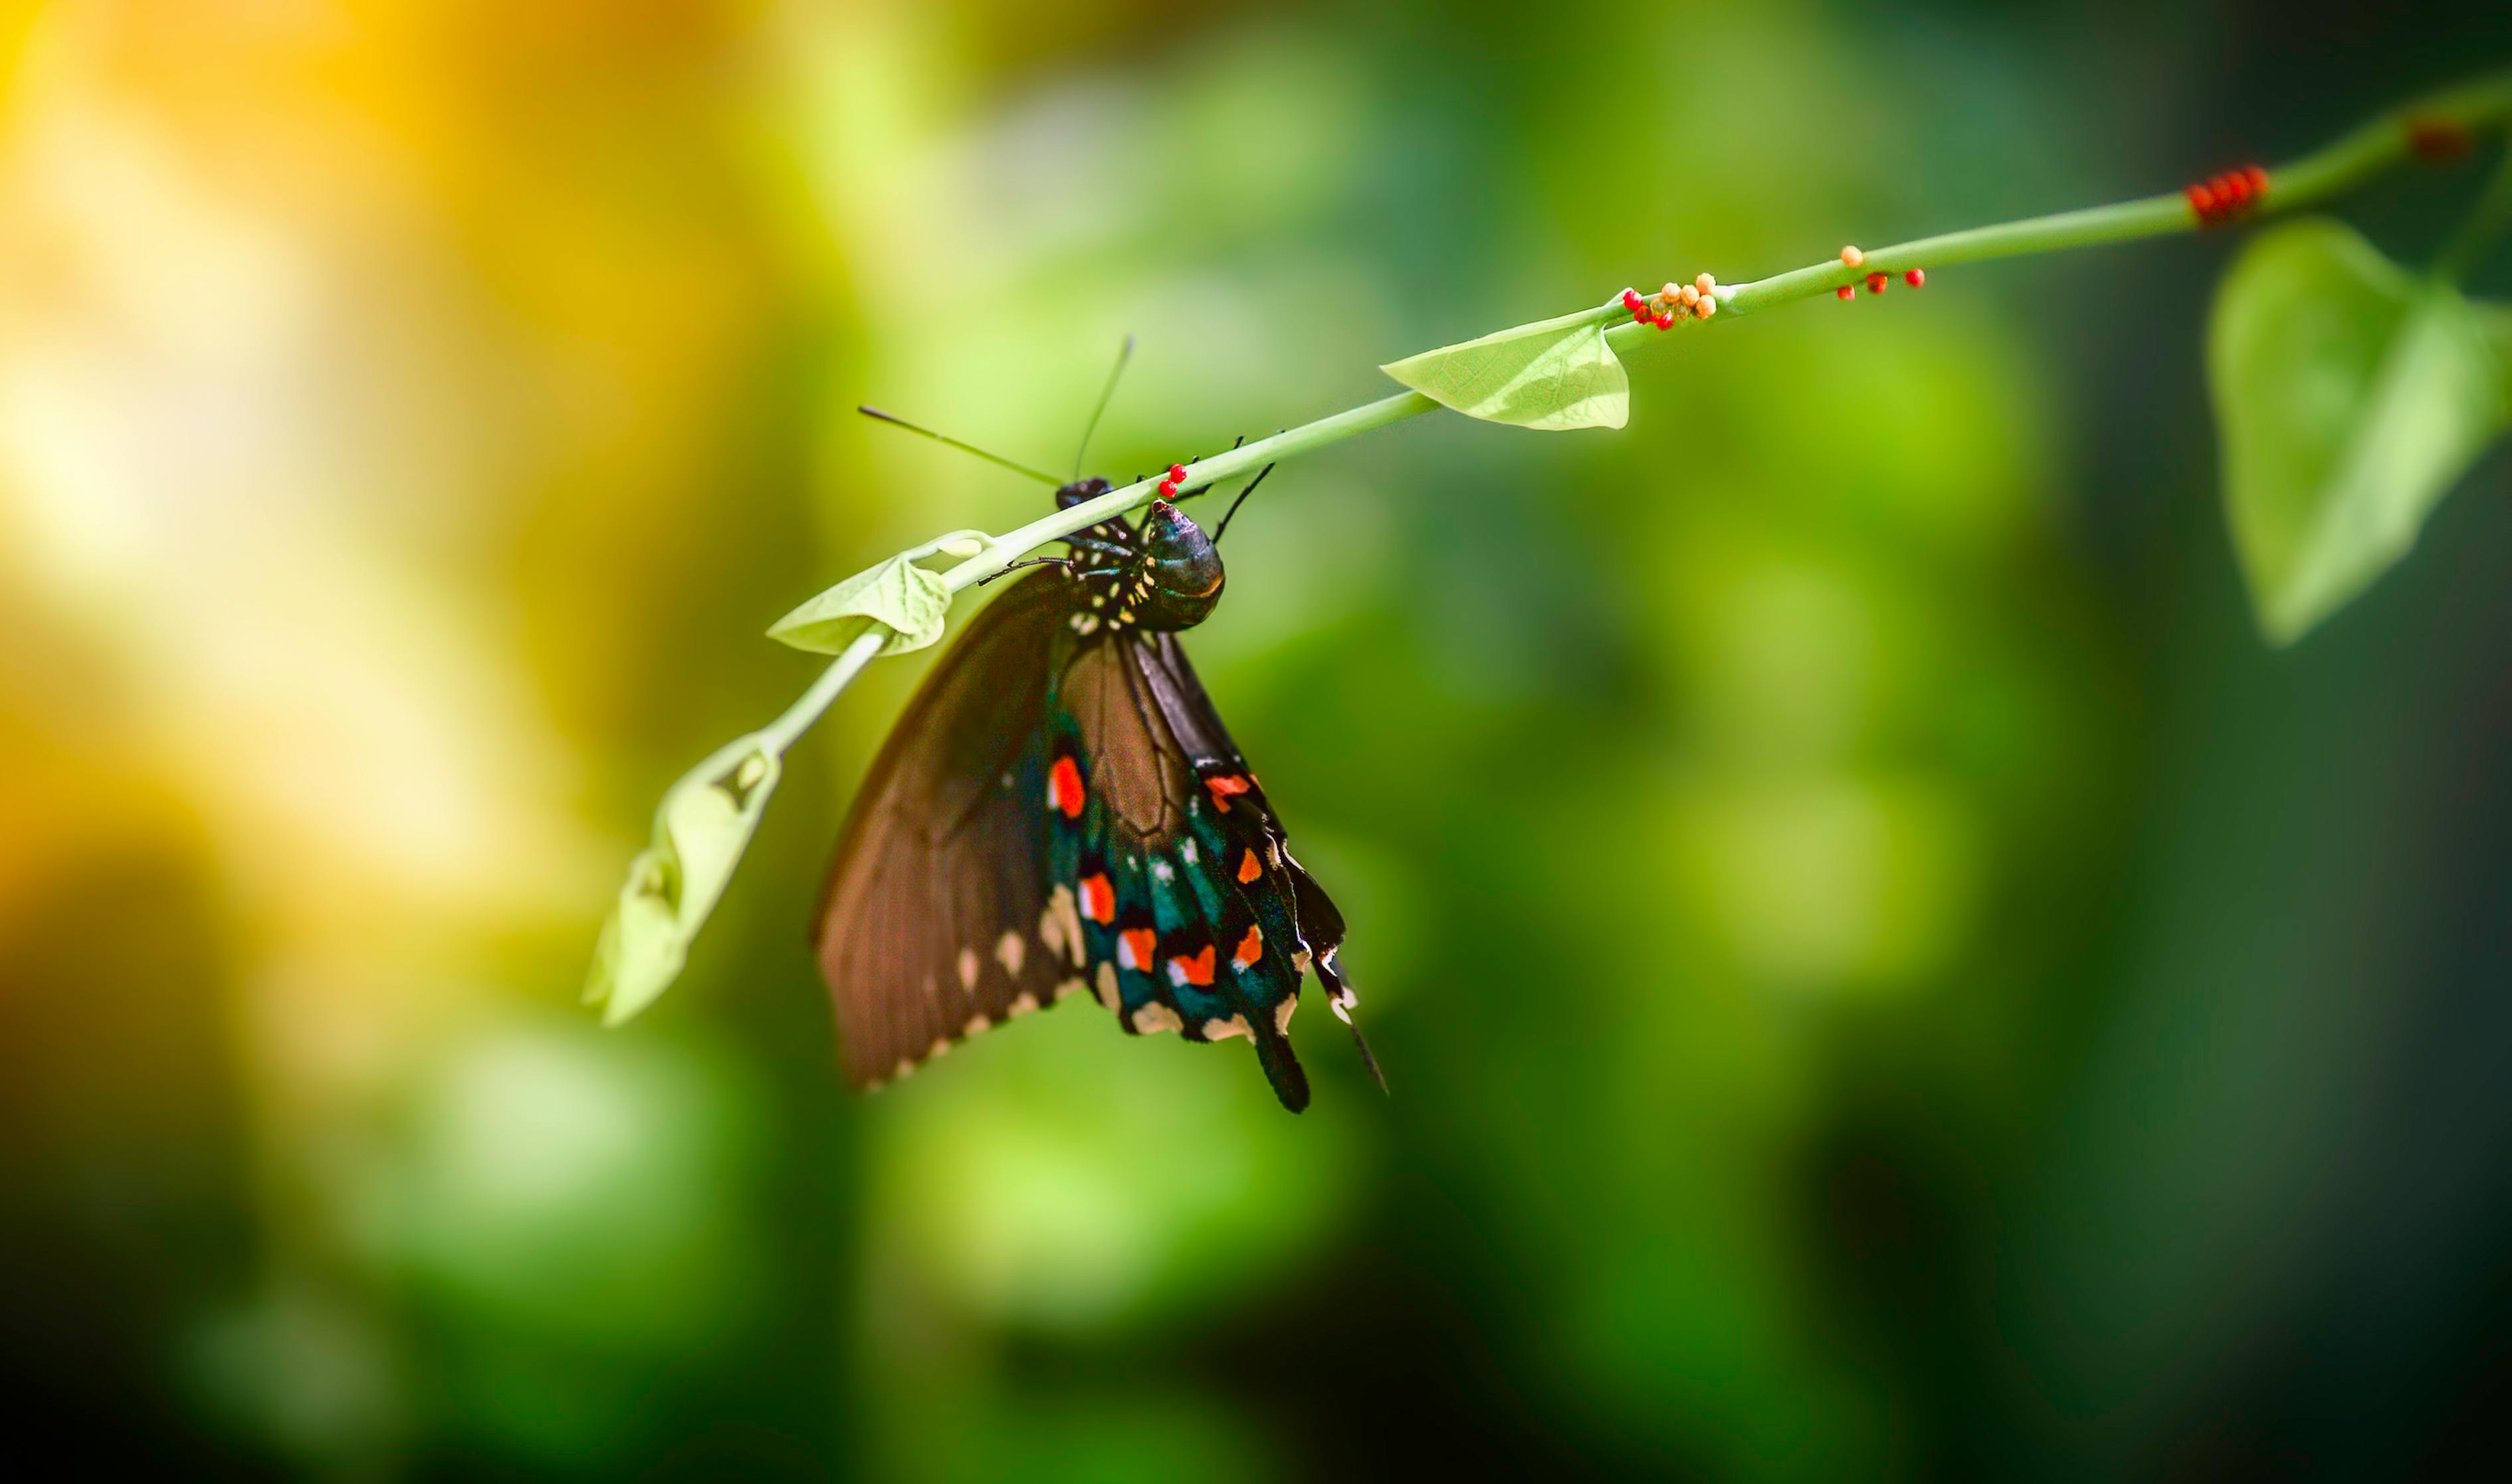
813 368 1378 1113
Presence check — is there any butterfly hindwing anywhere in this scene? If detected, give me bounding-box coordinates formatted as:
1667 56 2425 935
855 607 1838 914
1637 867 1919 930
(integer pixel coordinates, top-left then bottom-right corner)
1130 633 1356 1012
1049 625 1322 1109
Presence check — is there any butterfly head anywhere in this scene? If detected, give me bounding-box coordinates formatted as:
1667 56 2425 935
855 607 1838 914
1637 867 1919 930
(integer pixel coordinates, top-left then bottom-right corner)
1129 498 1225 631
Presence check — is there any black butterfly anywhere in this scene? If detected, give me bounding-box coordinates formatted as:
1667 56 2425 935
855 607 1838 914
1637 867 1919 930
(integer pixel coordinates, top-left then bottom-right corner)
813 389 1376 1113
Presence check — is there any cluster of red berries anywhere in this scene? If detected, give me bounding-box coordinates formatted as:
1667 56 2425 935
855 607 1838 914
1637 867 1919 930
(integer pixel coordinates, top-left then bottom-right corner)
2186 165 2269 227
1832 245 1924 300
1156 463 1188 499
1622 274 1721 329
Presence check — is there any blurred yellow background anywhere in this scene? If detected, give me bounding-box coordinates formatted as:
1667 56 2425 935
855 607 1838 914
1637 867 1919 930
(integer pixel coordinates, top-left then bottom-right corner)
4 2 2510 1478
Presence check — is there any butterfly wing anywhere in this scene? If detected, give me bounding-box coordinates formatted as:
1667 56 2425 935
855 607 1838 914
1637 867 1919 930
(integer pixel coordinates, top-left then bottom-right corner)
814 572 1087 1089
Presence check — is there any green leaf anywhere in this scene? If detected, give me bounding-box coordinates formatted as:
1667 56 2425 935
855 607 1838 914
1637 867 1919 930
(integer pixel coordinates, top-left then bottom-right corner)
585 735 783 1026
766 554 952 655
1380 308 1629 431
2210 219 2512 643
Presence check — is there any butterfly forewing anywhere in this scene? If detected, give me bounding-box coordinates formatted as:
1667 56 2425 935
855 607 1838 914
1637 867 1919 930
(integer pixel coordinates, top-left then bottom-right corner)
814 574 1078 1088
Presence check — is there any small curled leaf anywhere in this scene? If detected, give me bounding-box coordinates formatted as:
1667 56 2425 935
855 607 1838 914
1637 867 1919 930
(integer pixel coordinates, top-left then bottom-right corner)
767 554 952 656
585 734 784 1025
1380 307 1629 431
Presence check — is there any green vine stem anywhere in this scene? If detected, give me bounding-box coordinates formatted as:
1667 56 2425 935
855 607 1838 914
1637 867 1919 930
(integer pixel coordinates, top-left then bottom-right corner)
593 67 2512 1018
863 68 2512 728
757 625 889 757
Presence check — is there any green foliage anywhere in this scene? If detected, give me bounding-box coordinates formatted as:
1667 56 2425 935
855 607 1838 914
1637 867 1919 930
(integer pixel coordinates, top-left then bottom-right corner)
2210 219 2512 643
865 1001 1358 1335
767 552 954 655
385 1025 766 1463
584 736 782 1026
1380 307 1630 430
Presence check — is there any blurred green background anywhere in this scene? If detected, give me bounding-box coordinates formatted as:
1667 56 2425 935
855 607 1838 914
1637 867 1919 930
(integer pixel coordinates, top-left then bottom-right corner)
5 1 2511 1478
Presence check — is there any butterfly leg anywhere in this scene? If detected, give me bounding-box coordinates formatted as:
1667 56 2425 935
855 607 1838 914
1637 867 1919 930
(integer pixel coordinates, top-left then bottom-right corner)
1209 463 1276 545
978 556 1074 587
1060 534 1136 561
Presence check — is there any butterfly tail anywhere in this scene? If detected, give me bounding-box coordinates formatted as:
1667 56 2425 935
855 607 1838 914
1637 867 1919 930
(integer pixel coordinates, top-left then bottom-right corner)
1249 1011 1312 1113
1315 951 1389 1096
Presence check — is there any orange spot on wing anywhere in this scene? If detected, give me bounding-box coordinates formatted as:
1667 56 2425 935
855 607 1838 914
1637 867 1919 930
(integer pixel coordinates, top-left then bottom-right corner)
1204 773 1252 811
1232 923 1263 970
1236 848 1262 884
1080 874 1114 924
1168 944 1217 987
1118 927 1157 971
1048 756 1086 817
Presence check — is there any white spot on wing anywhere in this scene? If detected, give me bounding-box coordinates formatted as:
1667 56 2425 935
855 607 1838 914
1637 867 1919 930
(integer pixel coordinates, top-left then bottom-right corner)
995 930 1025 978
928 1037 952 1059
1179 839 1197 865
957 948 979 991
1205 1014 1251 1042
964 1014 991 1036
1133 1003 1183 1035
1151 859 1173 883
1095 962 1120 1011
1009 991 1041 1016
894 1058 916 1080
1054 977 1085 1003
1041 886 1085 968
1275 998 1296 1035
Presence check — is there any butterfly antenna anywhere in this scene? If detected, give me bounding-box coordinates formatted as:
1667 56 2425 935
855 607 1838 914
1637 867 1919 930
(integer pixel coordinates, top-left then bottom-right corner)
1209 463 1277 545
859 405 1060 486
1071 334 1135 478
